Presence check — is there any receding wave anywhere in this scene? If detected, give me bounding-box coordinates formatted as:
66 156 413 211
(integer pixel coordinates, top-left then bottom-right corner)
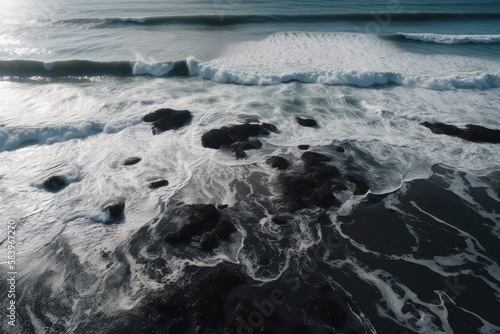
0 60 189 78
397 33 500 44
57 12 500 27
0 117 144 152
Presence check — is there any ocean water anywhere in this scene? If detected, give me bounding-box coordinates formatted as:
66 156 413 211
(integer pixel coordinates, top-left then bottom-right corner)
1 0 500 333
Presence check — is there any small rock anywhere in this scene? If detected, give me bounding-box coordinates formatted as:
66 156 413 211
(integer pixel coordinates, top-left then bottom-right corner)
421 122 500 143
261 122 278 132
266 156 290 170
298 145 310 150
233 148 247 159
217 204 228 209
149 179 168 189
143 108 193 134
336 146 345 153
43 175 67 192
123 157 141 166
103 202 125 218
296 117 318 127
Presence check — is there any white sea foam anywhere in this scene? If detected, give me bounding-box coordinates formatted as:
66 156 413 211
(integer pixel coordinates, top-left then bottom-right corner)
131 61 175 76
187 32 500 90
0 118 142 152
401 33 500 44
120 17 147 23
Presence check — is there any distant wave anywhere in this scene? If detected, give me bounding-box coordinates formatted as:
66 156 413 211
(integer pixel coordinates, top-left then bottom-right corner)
0 60 189 78
57 12 500 27
398 33 500 44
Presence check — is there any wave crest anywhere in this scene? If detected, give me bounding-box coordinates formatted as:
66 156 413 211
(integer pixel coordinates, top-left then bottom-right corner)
400 33 500 44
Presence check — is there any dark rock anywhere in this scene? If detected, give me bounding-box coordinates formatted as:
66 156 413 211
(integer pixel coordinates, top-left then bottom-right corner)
123 157 141 166
346 175 370 195
332 182 348 192
311 185 338 208
143 108 193 134
276 174 316 212
421 122 500 143
165 204 220 244
227 138 264 159
272 216 289 225
43 175 67 192
296 117 318 127
217 204 228 209
200 128 233 149
199 219 237 251
336 146 345 153
103 202 125 218
258 258 271 266
230 139 263 158
261 122 278 132
303 295 347 329
266 156 290 170
275 152 340 212
233 148 246 159
201 123 273 149
164 204 236 250
149 179 168 189
301 152 340 180
298 145 310 150
301 151 330 166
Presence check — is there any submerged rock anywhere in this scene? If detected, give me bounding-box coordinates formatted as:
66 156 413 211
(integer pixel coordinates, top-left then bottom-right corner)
43 175 67 192
421 122 500 143
199 219 237 251
149 179 168 189
123 157 141 165
266 156 290 170
143 108 193 134
276 152 340 211
230 139 263 159
103 202 125 218
271 216 289 225
346 175 370 195
296 117 318 127
298 144 310 150
165 204 236 251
